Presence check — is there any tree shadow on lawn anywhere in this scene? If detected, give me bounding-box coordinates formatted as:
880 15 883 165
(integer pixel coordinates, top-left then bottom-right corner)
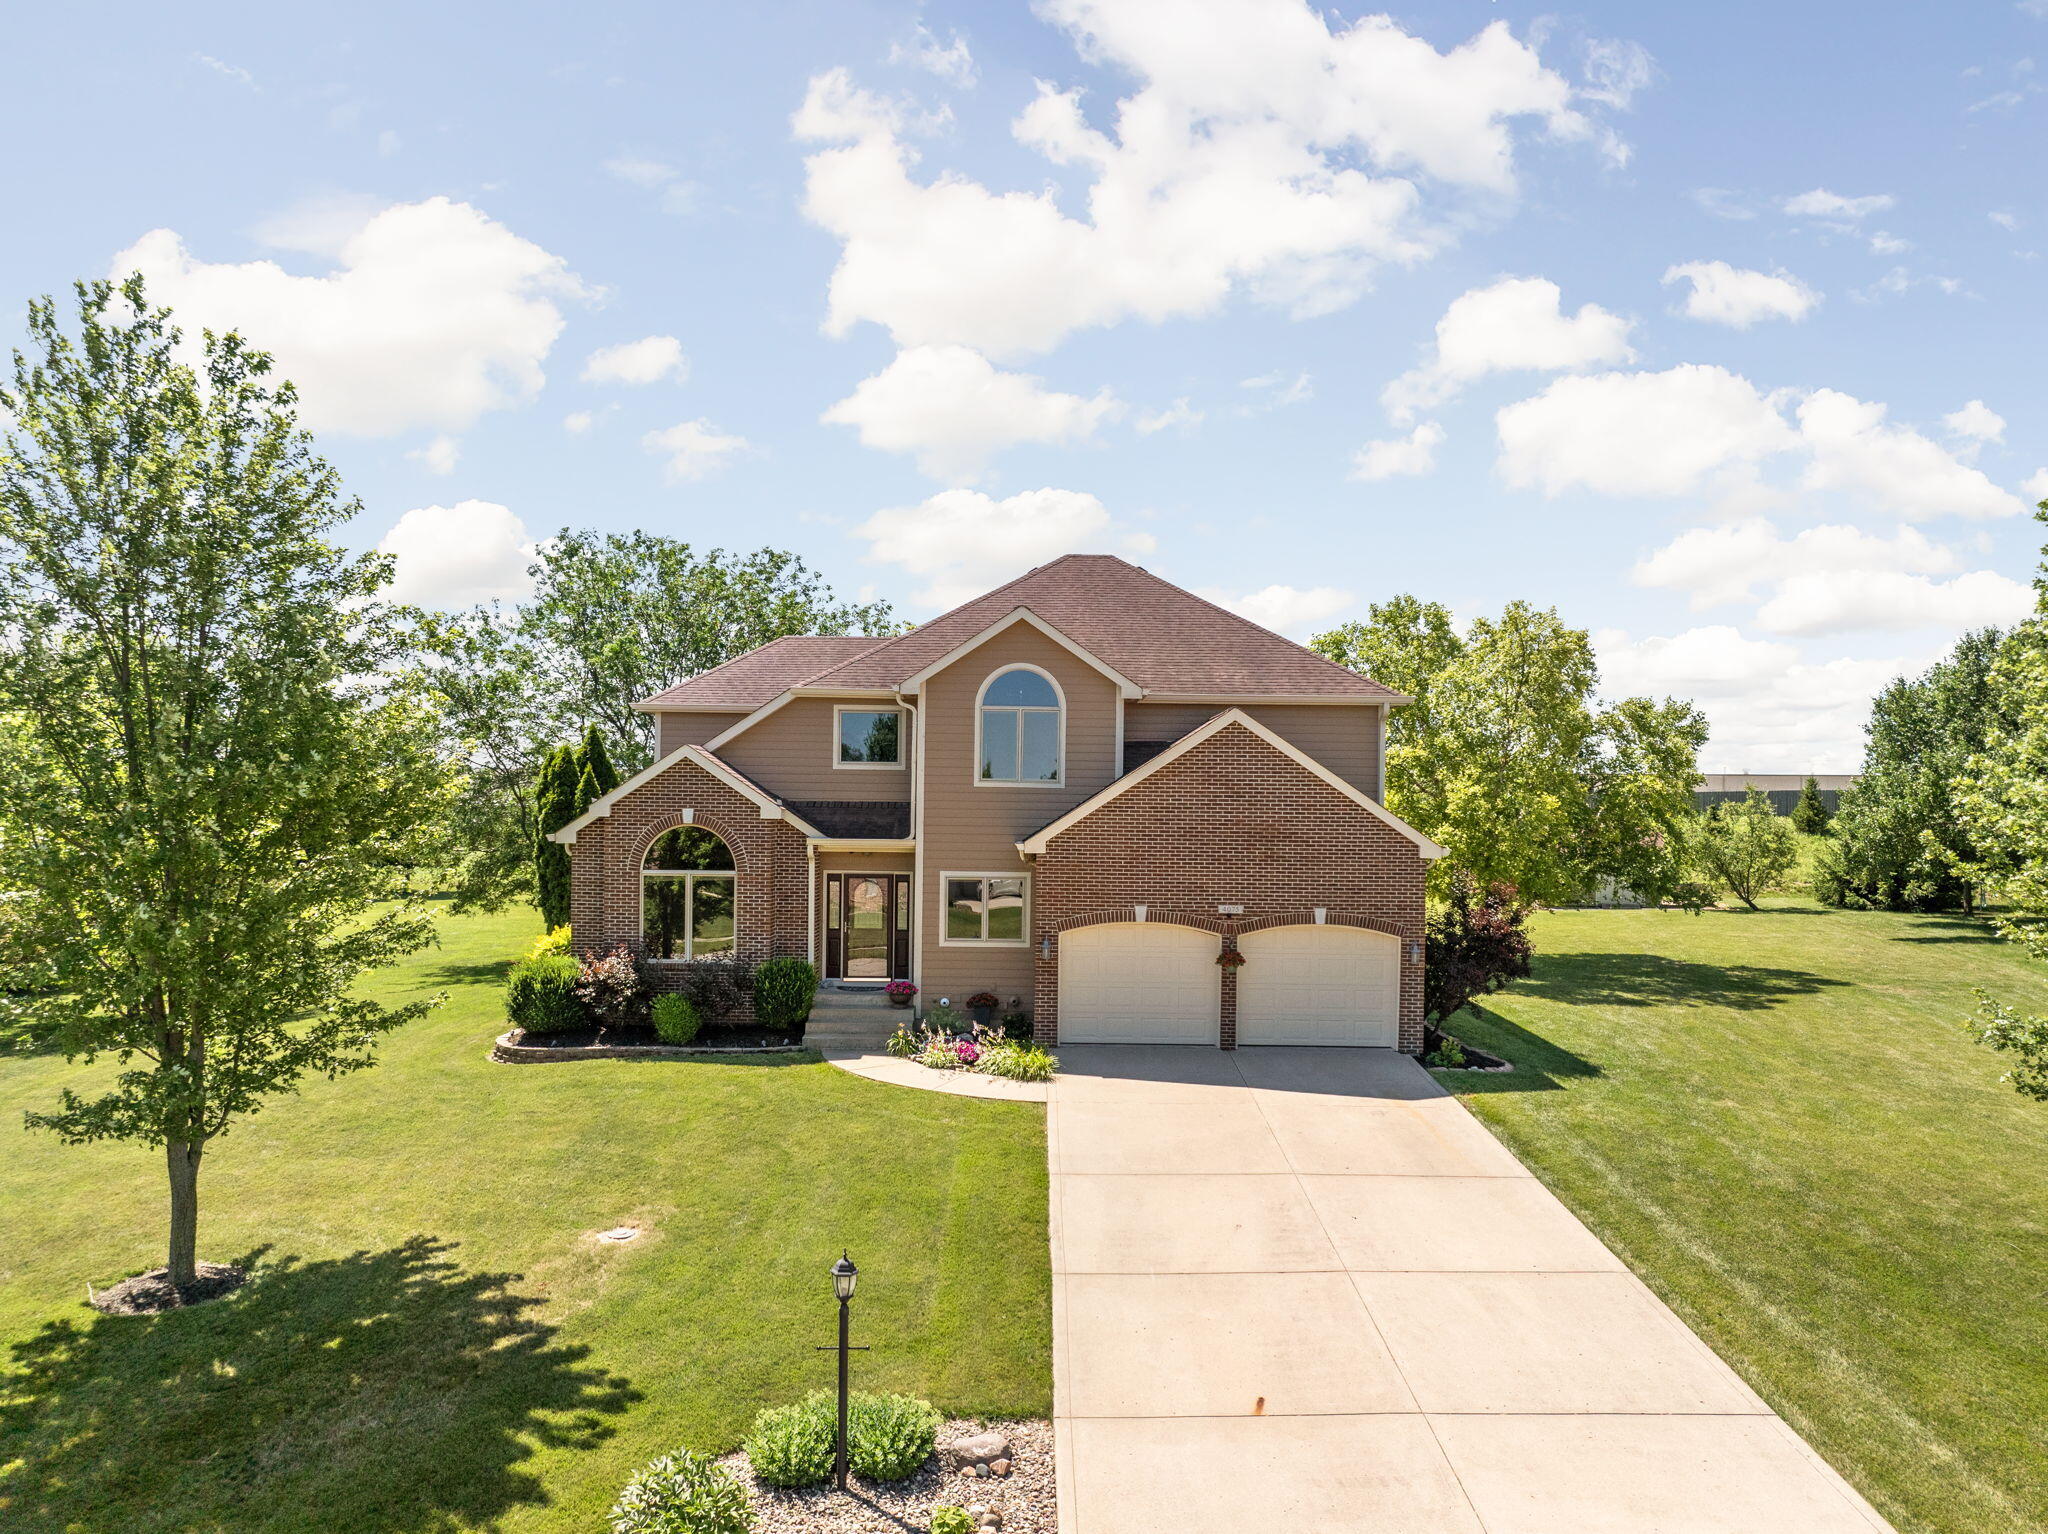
1439 1002 1601 1095
417 956 516 986
1508 951 1847 1013
0 1234 637 1534
1888 915 2007 946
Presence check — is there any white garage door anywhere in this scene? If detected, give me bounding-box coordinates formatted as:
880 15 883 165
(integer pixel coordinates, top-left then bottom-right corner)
1059 923 1220 1044
1236 924 1400 1047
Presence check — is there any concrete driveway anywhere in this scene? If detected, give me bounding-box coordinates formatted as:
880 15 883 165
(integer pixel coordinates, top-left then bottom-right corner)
1048 1046 1896 1534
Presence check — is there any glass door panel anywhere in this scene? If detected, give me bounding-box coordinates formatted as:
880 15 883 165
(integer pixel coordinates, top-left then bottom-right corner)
844 876 891 978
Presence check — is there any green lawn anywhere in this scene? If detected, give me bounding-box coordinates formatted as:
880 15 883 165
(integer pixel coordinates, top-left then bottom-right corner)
1453 899 2048 1534
0 905 1051 1534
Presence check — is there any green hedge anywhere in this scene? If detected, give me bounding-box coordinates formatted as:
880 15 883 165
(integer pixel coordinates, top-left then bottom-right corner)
506 953 584 1034
752 957 818 1029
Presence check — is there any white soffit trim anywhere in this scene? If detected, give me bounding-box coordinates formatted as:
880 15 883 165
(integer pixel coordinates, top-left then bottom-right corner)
807 837 917 852
549 744 823 844
1019 708 1448 858
900 607 1144 699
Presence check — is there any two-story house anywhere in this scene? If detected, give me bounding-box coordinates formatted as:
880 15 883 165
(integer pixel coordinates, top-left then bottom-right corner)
551 555 1445 1051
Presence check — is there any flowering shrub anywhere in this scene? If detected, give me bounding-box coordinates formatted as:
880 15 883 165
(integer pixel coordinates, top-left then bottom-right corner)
576 944 648 1029
900 1018 1056 1080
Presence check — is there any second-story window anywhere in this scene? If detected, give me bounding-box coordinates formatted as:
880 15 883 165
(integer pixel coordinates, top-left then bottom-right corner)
979 666 1062 784
836 706 902 767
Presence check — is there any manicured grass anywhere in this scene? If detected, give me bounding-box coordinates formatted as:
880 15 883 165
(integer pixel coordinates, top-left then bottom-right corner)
1451 899 2048 1534
0 906 1051 1533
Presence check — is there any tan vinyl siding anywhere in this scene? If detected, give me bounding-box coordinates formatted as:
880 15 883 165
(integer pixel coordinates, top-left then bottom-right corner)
713 696 913 803
917 625 1119 1007
1123 701 1381 798
657 711 749 757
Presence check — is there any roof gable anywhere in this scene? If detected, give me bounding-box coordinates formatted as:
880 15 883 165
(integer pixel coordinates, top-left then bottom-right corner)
1019 709 1446 858
635 635 892 711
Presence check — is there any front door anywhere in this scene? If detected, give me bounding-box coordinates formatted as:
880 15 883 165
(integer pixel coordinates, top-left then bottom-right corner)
825 873 912 981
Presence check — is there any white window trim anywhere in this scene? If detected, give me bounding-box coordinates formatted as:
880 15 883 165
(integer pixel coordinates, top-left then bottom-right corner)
641 868 739 962
831 703 907 771
937 870 1032 947
973 664 1066 789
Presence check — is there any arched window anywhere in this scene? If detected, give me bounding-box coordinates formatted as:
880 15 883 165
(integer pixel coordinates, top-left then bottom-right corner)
642 826 736 960
978 666 1062 784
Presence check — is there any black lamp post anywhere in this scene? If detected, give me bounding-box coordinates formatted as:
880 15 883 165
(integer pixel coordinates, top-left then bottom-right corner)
827 1252 860 1492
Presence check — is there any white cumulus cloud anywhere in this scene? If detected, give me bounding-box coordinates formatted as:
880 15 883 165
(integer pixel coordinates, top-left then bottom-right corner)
889 23 977 87
821 345 1121 482
1755 569 2034 635
1352 421 1445 480
1199 583 1354 637
1632 519 1960 609
113 197 587 436
1662 261 1819 327
1796 389 2022 521
376 500 539 608
1595 624 1930 772
582 335 688 386
1782 187 1894 220
797 4 1620 357
853 486 1153 608
1497 368 2023 520
1497 364 1796 499
1383 276 1633 421
406 434 460 475
642 419 752 482
1944 399 2005 445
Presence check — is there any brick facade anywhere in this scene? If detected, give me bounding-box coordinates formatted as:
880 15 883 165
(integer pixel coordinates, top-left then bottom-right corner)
566 755 811 1023
1028 721 1429 1053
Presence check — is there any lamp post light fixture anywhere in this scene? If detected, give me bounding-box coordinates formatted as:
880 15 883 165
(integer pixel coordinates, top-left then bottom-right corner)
819 1252 866 1493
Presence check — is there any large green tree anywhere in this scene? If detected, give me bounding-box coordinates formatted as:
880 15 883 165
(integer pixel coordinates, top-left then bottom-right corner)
1954 510 2048 1099
1816 627 2010 913
0 280 457 1292
1692 788 1799 910
1314 598 1706 906
424 534 894 912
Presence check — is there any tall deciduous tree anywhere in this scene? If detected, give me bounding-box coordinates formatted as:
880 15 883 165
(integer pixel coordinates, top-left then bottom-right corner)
1314 598 1706 906
422 534 894 912
1954 509 2048 1099
1816 628 2010 913
0 280 456 1293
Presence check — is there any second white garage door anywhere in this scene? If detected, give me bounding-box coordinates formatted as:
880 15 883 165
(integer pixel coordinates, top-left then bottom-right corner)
1059 922 1219 1044
1235 924 1400 1046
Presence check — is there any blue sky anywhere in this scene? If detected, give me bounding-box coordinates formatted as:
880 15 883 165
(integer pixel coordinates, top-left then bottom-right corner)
7 0 2047 770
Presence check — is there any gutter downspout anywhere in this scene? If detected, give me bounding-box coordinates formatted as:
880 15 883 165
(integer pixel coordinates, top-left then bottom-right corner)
898 691 922 1011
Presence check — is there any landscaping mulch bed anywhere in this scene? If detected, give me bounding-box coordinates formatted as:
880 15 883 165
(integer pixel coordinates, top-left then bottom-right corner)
89 1262 246 1315
722 1418 1053 1534
494 1025 811 1062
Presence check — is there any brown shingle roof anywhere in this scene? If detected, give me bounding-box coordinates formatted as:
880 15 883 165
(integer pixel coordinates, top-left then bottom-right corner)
636 635 892 709
803 556 1397 698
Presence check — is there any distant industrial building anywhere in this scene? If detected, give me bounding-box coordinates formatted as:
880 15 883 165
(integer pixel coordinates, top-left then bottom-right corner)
1694 773 1857 815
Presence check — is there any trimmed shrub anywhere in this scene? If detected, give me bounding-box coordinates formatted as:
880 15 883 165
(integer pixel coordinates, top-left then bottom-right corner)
753 957 818 1028
609 1448 753 1534
506 954 584 1035
846 1391 941 1482
742 1394 835 1488
576 943 648 1029
651 993 702 1046
677 957 747 1022
929 1509 975 1534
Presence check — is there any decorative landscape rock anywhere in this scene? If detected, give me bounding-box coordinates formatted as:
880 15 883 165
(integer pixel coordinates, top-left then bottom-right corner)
940 1430 1010 1473
722 1416 1050 1533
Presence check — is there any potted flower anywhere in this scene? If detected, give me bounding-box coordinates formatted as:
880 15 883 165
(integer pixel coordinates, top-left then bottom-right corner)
885 979 918 1008
1216 947 1246 969
966 991 1000 1027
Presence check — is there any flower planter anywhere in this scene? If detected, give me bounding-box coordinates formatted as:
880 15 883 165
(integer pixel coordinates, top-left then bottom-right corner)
890 993 913 1008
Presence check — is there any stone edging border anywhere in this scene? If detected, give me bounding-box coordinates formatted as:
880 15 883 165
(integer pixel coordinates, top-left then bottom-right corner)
491 1031 819 1064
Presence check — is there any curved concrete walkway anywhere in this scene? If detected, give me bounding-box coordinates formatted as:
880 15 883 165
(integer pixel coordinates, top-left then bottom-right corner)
1045 1045 1896 1534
